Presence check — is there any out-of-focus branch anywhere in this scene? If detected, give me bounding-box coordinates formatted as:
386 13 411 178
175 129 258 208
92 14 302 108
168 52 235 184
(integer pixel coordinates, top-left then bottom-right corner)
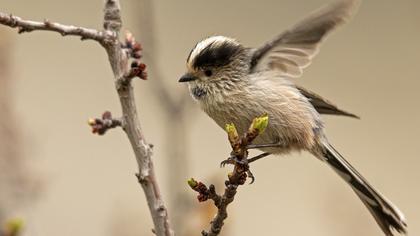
99 1 173 236
0 1 174 236
134 1 194 234
189 115 269 236
0 12 111 42
135 0 190 114
0 30 42 226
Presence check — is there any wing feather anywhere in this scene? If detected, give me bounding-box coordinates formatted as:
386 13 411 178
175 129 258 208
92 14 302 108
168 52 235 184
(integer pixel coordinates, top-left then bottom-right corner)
251 0 361 78
297 85 359 118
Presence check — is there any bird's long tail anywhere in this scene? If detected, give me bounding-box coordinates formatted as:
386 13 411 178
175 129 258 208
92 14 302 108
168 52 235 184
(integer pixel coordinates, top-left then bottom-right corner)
320 141 407 236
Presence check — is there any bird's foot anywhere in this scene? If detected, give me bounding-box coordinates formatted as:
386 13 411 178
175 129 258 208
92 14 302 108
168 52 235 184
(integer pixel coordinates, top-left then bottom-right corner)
246 170 255 184
220 152 272 168
220 155 248 168
220 156 257 184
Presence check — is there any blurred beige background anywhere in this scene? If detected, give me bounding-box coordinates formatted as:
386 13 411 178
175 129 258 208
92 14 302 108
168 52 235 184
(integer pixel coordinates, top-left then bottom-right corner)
1 0 419 235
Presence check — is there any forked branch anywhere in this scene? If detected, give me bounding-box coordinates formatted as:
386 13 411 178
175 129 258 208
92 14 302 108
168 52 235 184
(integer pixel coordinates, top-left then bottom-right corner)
0 1 173 236
188 115 269 236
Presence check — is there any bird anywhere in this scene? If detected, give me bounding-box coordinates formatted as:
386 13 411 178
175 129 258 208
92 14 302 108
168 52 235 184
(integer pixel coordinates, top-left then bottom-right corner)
178 0 407 235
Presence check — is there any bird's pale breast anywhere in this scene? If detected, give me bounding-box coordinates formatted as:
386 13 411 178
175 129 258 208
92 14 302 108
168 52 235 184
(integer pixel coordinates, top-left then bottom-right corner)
197 72 324 154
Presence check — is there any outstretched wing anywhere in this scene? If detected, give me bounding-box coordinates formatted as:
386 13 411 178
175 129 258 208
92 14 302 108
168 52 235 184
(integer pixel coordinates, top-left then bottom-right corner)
297 85 359 118
250 0 360 77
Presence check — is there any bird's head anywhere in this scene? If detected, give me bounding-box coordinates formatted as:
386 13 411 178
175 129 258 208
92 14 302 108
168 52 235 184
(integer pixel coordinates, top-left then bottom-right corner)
179 36 250 100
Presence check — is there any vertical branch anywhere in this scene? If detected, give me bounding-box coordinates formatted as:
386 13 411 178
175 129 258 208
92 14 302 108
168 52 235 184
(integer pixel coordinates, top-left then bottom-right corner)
0 30 41 225
134 0 193 234
101 1 173 236
0 1 175 235
0 29 17 225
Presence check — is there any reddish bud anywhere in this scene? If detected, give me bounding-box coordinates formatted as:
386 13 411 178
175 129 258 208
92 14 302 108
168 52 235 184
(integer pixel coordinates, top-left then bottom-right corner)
140 71 148 80
132 42 142 52
138 63 146 71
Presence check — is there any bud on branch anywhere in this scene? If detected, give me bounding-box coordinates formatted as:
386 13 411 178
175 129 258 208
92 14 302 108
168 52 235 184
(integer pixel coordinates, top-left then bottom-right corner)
189 114 269 236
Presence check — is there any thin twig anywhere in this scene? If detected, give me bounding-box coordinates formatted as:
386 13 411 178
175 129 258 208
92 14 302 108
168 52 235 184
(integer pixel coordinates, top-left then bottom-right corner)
0 1 173 235
135 0 184 113
88 111 122 135
0 12 111 43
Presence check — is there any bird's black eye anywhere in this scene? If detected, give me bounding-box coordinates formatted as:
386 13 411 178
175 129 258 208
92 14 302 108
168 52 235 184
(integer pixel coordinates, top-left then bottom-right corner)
204 69 213 77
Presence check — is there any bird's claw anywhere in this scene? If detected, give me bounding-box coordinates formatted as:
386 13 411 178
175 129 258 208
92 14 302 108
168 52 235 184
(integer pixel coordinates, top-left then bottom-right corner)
220 157 233 168
247 170 255 184
220 156 256 184
220 156 248 168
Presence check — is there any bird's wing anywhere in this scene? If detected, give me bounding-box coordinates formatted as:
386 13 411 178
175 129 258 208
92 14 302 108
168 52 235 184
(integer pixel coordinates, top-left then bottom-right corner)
250 0 360 77
297 85 359 118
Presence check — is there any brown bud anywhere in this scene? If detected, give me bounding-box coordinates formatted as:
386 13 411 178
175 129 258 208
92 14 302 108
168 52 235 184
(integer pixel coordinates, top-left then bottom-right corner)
138 63 147 71
140 71 148 80
102 111 112 119
132 42 142 52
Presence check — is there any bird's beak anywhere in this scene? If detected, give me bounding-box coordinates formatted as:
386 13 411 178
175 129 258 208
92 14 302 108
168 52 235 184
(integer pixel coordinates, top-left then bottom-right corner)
178 74 197 83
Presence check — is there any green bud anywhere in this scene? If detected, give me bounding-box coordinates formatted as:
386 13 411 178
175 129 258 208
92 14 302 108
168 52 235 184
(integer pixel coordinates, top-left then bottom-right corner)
225 123 237 135
225 123 239 142
187 178 198 189
252 114 269 134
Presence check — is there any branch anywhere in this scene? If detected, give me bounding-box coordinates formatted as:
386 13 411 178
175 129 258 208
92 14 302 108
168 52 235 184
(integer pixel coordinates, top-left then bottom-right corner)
189 115 269 236
135 0 184 114
100 1 173 236
0 12 111 43
0 1 173 236
135 2 195 234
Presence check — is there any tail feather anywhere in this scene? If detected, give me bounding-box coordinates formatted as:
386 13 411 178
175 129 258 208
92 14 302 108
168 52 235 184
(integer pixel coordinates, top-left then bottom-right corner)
321 142 407 236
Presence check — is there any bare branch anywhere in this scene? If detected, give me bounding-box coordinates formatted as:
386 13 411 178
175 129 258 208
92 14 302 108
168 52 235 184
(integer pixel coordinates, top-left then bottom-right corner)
103 0 122 33
101 1 174 236
136 0 192 114
135 3 195 234
0 12 111 43
0 1 173 235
